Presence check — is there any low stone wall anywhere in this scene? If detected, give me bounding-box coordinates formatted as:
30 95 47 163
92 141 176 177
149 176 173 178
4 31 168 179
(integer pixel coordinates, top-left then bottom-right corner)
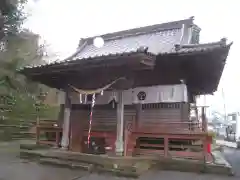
19 143 234 177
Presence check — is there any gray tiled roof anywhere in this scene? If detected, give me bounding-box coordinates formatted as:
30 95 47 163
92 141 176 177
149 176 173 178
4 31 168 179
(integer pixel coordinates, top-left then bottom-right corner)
22 17 231 70
21 18 193 69
73 28 182 60
20 47 152 69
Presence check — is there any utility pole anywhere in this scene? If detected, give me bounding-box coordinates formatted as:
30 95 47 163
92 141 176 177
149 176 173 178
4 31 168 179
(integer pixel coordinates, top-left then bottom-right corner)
222 88 227 123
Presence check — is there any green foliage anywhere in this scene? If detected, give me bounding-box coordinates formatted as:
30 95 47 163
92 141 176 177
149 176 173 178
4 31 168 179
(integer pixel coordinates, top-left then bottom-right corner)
0 52 59 123
0 1 59 133
0 0 27 40
1 91 58 120
0 1 60 141
207 131 217 139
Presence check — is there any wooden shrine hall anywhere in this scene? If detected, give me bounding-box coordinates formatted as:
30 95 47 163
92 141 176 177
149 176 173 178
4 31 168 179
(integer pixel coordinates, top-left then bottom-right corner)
20 17 232 161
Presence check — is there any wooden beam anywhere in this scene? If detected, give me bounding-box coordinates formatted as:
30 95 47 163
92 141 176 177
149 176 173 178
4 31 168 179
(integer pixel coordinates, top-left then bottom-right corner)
60 90 71 150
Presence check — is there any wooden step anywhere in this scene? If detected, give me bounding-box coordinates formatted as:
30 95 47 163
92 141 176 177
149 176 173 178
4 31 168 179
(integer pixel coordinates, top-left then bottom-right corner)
39 158 92 171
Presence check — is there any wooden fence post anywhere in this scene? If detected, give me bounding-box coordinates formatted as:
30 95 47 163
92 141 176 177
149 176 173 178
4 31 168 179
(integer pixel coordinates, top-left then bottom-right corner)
56 131 60 147
36 126 40 145
164 136 169 158
201 107 207 132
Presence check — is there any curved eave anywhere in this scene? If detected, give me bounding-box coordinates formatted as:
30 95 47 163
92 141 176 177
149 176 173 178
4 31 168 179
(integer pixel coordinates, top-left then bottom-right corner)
19 48 156 76
185 43 232 95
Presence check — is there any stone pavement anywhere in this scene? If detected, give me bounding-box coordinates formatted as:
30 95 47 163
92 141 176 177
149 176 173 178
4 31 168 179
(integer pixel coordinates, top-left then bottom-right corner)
212 151 232 167
223 147 240 177
0 141 239 180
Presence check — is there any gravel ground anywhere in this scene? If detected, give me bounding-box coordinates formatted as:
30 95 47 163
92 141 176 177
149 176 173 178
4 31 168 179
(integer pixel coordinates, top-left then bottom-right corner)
0 141 240 180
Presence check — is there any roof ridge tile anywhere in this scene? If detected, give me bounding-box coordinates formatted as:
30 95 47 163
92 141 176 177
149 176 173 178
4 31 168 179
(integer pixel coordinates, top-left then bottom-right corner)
82 17 195 42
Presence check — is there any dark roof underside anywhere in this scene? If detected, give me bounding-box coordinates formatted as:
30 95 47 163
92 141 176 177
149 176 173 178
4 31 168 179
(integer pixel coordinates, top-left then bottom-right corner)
20 42 232 95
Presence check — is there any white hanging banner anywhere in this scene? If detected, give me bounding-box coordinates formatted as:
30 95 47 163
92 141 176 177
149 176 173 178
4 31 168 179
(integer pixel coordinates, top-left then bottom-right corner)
132 84 188 104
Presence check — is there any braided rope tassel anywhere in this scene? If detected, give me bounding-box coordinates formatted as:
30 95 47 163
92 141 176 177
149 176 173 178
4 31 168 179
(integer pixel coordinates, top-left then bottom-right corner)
87 94 96 147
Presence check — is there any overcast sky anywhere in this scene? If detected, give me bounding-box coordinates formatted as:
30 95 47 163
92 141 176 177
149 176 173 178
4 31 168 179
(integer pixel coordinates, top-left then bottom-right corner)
24 0 240 114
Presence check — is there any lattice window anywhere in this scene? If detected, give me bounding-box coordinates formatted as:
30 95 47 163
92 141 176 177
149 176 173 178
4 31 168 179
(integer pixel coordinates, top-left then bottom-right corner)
142 103 182 110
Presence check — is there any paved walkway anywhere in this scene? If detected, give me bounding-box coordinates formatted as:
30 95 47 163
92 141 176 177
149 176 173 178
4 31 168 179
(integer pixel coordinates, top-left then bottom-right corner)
0 142 87 180
216 140 237 148
0 141 240 180
223 147 240 177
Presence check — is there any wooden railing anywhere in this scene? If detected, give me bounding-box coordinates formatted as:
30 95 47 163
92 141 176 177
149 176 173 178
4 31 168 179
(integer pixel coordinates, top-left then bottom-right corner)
36 120 62 147
124 105 212 161
136 121 203 133
32 104 209 159
124 129 212 161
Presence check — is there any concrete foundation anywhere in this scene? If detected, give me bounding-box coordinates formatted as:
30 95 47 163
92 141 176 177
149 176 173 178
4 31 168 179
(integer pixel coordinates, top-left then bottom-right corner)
20 142 234 177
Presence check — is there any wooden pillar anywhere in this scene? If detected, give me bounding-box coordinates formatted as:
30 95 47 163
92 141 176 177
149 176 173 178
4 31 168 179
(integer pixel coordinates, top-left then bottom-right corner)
36 126 40 145
124 128 128 156
56 130 61 147
202 137 208 167
61 91 71 150
36 110 40 145
58 104 64 125
195 106 199 127
164 137 169 158
115 91 124 156
201 107 207 132
135 104 141 131
200 106 210 166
